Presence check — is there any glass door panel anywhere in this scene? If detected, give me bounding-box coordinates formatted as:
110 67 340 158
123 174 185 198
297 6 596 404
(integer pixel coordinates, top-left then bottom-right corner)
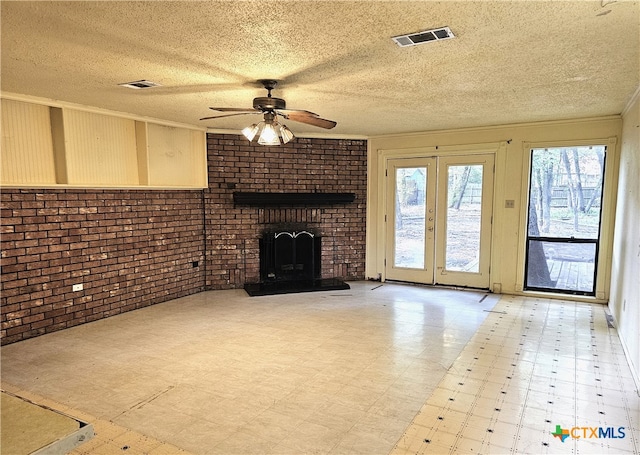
385 157 436 284
445 165 483 272
435 155 494 288
393 167 427 269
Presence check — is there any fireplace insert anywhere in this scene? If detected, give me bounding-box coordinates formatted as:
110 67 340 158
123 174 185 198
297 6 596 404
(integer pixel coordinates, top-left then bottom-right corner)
244 228 350 296
260 230 321 282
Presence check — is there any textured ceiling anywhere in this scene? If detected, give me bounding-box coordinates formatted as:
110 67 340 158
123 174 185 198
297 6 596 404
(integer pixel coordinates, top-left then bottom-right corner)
1 1 638 137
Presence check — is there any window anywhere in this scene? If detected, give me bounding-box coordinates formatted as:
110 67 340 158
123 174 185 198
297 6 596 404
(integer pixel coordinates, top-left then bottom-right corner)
524 145 606 295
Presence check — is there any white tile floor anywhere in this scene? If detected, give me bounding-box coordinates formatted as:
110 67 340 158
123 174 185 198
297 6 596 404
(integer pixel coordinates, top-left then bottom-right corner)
1 282 638 454
392 294 640 454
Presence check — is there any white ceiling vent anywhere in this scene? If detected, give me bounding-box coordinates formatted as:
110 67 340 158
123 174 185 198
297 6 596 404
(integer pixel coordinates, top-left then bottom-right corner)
118 80 162 89
392 27 455 47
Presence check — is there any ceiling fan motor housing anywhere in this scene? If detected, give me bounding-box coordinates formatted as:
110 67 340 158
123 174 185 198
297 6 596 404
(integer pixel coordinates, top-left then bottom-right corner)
253 96 286 111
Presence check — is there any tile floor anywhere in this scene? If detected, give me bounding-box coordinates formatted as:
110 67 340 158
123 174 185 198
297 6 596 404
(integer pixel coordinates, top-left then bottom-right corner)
1 282 638 454
393 293 640 454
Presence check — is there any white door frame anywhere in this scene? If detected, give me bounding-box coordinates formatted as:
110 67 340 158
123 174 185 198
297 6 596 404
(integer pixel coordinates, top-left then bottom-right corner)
378 142 503 288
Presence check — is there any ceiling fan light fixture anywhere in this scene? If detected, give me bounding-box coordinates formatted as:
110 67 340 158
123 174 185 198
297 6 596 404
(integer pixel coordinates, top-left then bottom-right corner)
257 122 280 146
242 111 294 145
279 124 294 144
242 123 260 141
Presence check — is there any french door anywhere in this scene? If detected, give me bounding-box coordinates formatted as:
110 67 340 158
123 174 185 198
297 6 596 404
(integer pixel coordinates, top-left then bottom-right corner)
384 154 494 288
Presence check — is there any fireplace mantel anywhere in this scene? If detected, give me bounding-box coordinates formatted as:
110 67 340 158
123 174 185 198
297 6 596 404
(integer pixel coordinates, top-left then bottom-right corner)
233 192 355 206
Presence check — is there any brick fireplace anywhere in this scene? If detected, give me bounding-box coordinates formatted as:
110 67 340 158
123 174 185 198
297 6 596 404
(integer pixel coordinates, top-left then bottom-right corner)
204 134 367 291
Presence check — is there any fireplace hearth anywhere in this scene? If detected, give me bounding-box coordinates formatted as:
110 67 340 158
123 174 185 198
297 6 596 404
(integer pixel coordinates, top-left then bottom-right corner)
244 227 350 296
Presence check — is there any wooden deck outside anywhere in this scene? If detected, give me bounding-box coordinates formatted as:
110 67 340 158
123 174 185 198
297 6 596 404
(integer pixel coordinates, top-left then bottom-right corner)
547 258 595 293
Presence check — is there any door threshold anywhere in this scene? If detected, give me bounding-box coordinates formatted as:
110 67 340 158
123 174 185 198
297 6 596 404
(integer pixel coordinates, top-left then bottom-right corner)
384 279 491 293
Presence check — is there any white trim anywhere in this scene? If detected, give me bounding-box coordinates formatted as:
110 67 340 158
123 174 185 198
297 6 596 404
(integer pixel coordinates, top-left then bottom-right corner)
0 92 207 132
369 115 622 140
611 311 640 394
375 141 503 160
0 184 207 190
525 138 616 148
520 290 608 305
622 84 640 117
517 137 618 300
205 127 368 140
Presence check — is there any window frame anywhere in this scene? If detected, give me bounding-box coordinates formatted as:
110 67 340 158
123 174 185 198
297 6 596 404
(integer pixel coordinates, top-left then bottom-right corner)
517 138 618 301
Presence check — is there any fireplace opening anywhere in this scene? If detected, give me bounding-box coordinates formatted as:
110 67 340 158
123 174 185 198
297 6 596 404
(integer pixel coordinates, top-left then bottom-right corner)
244 227 350 296
262 231 321 282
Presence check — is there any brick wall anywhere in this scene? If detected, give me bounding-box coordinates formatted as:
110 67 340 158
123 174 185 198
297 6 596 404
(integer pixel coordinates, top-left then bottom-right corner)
204 134 367 289
1 190 205 344
0 134 368 344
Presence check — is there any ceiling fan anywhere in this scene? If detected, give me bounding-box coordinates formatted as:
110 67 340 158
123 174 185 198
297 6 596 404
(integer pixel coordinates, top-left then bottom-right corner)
200 79 336 145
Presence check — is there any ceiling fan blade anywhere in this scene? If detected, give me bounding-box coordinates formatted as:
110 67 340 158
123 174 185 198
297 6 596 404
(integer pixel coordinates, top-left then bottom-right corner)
200 112 261 121
277 108 319 116
209 107 257 112
280 112 337 129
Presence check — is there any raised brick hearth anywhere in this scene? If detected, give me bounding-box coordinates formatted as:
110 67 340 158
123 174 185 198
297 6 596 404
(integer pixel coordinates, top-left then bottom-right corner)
1 134 367 344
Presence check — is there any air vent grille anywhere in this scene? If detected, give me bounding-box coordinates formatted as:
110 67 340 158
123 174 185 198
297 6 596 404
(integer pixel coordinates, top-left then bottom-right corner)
392 27 455 47
118 80 162 89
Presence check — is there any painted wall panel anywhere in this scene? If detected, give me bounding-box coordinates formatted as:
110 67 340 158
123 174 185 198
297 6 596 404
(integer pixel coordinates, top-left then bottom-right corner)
0 99 56 184
610 90 640 386
147 123 206 187
63 109 139 185
1 95 208 189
